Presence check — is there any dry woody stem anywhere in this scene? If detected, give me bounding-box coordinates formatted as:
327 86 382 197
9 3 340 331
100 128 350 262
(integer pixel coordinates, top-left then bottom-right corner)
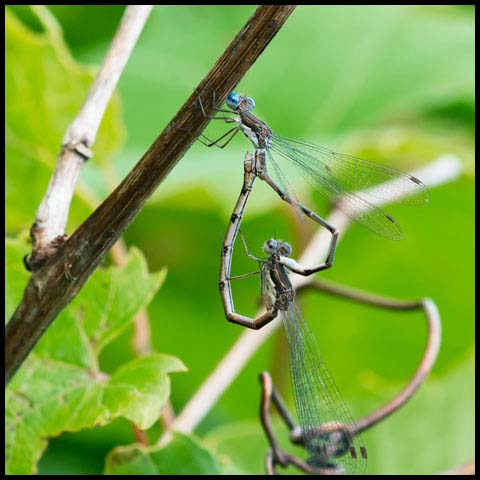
5 5 297 384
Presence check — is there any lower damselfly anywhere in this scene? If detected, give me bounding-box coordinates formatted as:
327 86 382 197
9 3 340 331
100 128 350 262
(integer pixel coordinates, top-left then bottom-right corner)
225 236 367 474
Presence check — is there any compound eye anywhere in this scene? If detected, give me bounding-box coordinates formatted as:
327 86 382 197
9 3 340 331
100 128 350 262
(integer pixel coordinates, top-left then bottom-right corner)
263 239 278 254
280 242 292 257
244 96 256 110
226 92 240 109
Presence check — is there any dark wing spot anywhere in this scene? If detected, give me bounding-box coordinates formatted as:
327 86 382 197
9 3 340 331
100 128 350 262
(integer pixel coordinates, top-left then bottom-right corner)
349 446 357 459
409 175 423 185
360 446 368 459
385 214 397 224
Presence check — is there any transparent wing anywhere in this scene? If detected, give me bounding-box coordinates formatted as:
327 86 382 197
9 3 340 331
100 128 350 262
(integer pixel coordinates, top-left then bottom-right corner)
282 303 367 474
270 134 429 240
266 149 306 223
272 135 429 205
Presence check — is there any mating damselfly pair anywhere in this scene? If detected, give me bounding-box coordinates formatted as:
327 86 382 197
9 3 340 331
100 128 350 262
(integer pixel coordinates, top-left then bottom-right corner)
194 90 428 474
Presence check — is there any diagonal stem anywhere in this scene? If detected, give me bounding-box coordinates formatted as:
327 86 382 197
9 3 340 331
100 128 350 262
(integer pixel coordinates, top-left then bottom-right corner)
5 5 297 384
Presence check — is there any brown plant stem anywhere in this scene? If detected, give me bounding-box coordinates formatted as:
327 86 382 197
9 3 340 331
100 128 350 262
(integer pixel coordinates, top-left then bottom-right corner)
6 5 297 384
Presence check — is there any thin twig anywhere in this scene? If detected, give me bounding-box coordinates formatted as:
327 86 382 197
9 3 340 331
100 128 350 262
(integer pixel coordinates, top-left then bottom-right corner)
110 238 153 446
165 155 461 439
132 426 149 446
111 238 154 356
259 281 441 474
112 237 175 438
6 5 297 384
27 5 153 269
159 402 176 431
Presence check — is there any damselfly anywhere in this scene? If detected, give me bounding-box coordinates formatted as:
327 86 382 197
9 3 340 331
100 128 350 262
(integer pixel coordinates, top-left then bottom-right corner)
223 235 367 474
198 91 429 241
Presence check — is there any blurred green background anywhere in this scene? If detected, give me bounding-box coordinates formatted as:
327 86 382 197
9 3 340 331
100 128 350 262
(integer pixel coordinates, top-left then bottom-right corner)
6 5 474 475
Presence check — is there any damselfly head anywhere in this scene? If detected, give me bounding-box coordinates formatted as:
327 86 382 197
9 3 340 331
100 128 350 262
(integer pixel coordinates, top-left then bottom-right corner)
226 92 255 112
263 238 292 257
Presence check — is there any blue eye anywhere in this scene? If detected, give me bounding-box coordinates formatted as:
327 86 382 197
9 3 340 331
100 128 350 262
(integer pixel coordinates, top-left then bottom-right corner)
226 92 240 109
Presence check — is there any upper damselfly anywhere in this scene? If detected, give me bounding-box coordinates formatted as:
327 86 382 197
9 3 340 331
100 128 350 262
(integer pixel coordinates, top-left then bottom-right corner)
199 91 429 240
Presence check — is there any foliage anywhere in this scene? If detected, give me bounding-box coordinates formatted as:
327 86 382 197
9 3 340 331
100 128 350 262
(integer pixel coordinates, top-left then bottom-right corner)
105 433 225 475
5 240 185 474
5 6 123 233
5 5 474 475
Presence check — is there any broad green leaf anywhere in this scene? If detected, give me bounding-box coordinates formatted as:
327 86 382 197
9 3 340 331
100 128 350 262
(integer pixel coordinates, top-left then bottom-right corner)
5 6 124 233
204 419 272 475
5 239 184 475
104 433 223 475
104 355 185 429
70 248 167 356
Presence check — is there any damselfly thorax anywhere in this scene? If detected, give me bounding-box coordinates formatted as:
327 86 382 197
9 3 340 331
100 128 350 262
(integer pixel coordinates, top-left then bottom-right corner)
237 108 273 149
262 253 295 311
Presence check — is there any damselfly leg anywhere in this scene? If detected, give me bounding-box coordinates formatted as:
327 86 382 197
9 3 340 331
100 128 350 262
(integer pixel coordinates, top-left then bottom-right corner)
200 91 428 240
219 153 338 329
192 88 240 147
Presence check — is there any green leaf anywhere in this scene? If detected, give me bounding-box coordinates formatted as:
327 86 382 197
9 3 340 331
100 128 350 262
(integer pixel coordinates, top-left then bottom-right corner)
5 239 184 475
104 433 223 475
5 6 124 234
359 352 475 474
104 355 186 429
72 248 168 356
204 420 271 475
